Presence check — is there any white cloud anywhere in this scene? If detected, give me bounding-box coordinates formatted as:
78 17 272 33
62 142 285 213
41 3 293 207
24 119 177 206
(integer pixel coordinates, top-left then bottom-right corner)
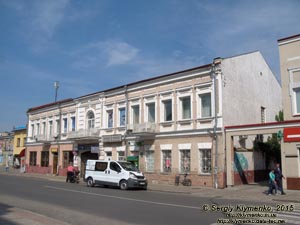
70 40 139 68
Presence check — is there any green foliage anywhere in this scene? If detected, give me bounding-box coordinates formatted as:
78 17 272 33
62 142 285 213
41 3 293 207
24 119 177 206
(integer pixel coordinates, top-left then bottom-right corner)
254 134 281 167
275 110 284 122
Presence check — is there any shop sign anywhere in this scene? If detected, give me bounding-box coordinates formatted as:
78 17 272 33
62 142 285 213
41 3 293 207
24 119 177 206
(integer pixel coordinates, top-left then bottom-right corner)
284 127 300 142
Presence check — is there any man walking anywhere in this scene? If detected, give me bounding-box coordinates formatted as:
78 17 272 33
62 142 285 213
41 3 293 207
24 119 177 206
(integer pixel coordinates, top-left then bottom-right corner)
274 163 286 195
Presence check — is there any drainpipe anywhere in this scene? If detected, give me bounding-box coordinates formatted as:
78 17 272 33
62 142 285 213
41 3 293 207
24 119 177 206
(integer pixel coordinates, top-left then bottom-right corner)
125 85 129 159
212 58 219 189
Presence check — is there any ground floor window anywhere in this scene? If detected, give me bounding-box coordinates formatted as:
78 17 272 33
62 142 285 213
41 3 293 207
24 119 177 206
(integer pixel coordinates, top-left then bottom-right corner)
41 151 49 167
29 152 37 166
162 150 172 172
180 150 190 173
63 151 74 168
118 151 125 161
106 151 112 160
199 149 211 174
145 151 154 172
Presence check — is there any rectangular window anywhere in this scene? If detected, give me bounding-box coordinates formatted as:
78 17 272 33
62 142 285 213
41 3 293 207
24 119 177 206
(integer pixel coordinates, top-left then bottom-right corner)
29 152 37 166
162 150 172 172
49 121 53 137
132 105 140 124
181 96 191 119
56 119 60 135
119 108 126 127
261 106 266 123
107 110 113 128
147 103 155 123
63 151 74 168
63 118 68 133
41 151 49 167
163 100 172 121
106 151 112 160
295 88 300 114
145 151 154 172
31 124 34 137
95 162 108 171
17 138 21 147
199 149 211 174
23 137 26 146
118 151 125 161
42 122 46 135
71 117 76 131
36 123 40 135
180 150 191 173
200 93 211 118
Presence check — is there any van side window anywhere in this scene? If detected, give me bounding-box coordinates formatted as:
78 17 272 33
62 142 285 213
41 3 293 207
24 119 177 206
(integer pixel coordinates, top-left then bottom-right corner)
110 162 121 172
95 162 108 171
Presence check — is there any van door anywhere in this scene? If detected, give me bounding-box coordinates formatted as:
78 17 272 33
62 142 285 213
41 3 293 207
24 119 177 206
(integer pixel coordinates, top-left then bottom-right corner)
94 161 108 185
107 161 124 186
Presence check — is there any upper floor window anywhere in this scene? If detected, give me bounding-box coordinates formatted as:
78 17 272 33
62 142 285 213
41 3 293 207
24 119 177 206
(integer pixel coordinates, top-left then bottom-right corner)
71 117 76 131
63 118 68 133
293 88 300 114
87 111 95 129
42 122 46 135
147 103 155 123
180 96 191 120
36 123 40 135
49 121 53 137
17 138 21 147
132 105 140 124
261 106 266 123
107 110 113 128
199 93 212 118
119 108 126 127
55 119 60 134
31 124 34 137
163 99 172 122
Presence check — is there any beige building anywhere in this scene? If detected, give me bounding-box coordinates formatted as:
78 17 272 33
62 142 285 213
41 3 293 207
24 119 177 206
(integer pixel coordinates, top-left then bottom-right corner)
26 51 281 188
278 34 300 189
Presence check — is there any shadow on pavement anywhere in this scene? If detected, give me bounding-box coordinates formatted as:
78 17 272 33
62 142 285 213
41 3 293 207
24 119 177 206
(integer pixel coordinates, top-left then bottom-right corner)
0 203 19 225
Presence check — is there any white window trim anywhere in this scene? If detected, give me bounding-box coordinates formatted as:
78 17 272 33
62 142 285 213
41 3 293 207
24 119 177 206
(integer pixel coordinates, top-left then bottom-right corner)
131 104 140 124
118 107 126 127
289 68 300 116
145 101 156 123
196 86 214 119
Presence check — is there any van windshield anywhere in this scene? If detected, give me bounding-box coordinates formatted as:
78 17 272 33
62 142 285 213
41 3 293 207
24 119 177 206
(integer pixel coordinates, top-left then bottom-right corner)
118 162 138 172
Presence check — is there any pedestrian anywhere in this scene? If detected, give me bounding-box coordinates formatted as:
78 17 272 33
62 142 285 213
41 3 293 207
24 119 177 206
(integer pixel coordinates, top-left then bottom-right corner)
66 162 74 183
267 168 277 195
274 163 286 195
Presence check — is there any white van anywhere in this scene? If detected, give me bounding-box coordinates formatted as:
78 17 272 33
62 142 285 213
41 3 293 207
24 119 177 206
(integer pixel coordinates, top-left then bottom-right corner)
85 160 148 190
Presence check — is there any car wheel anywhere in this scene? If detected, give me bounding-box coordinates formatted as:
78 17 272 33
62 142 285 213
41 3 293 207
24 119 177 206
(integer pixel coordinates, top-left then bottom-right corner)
120 180 128 190
87 177 94 187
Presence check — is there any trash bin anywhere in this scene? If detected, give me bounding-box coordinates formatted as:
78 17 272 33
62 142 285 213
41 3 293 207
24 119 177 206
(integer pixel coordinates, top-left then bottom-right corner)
175 175 180 186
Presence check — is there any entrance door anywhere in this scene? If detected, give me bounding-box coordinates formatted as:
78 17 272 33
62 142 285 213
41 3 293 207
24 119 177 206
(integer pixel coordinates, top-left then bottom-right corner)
53 154 58 174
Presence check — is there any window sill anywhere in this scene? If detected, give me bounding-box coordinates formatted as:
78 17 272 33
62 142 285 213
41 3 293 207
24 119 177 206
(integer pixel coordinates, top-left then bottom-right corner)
197 117 213 122
177 119 193 125
159 121 174 127
103 128 114 132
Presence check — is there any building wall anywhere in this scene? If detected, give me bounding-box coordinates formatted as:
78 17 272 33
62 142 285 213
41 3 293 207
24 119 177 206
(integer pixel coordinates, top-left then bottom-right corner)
222 51 282 126
13 129 27 155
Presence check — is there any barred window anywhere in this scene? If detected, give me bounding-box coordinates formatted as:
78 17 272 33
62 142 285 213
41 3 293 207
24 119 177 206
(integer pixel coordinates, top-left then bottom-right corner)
29 152 37 166
199 149 211 174
180 150 190 173
41 151 49 167
145 151 154 172
162 150 172 172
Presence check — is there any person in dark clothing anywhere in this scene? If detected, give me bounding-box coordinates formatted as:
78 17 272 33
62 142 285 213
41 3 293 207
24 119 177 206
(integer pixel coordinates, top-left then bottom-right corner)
274 163 286 195
66 162 74 183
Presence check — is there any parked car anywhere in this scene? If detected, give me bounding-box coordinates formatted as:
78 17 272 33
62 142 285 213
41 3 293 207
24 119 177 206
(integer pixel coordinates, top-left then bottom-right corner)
85 160 148 190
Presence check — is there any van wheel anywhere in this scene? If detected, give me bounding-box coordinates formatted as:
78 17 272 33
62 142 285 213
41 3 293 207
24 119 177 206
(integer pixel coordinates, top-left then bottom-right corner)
87 178 94 187
120 180 128 190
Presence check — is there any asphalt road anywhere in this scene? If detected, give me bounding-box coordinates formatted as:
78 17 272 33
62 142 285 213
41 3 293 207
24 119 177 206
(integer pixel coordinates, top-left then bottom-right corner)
1 174 298 225
0 174 221 225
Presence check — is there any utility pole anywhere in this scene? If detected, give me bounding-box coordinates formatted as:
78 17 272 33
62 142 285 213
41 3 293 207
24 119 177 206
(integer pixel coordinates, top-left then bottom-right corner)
54 81 59 102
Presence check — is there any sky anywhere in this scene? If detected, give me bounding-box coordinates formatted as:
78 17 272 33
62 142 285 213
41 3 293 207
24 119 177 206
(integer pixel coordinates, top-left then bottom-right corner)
0 0 299 132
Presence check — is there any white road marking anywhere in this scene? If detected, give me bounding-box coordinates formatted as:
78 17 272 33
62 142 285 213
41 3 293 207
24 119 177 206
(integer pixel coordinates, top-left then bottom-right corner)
45 185 201 210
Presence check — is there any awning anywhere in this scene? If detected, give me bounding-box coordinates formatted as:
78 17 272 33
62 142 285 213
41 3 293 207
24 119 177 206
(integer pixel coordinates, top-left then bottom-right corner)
19 149 26 157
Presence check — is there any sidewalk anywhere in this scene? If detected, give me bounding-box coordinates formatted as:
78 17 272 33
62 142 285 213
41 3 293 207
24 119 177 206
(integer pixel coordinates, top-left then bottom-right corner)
1 167 300 204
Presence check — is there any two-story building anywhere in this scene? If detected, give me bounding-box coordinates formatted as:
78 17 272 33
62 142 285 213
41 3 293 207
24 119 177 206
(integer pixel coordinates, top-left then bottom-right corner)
12 125 27 169
26 51 281 188
278 34 300 189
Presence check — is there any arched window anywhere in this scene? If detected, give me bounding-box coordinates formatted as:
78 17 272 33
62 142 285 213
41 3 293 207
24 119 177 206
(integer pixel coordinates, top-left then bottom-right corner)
87 111 95 129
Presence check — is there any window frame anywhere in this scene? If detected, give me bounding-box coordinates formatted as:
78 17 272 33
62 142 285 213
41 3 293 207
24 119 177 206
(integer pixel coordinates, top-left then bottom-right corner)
180 149 191 173
41 151 49 167
161 150 172 173
199 148 212 175
29 151 37 166
162 99 173 122
87 111 95 129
